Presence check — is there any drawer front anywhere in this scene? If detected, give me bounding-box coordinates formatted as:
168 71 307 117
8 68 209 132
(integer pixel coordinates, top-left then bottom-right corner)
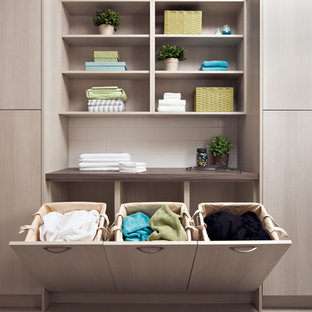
104 242 197 293
9 242 115 292
188 241 291 293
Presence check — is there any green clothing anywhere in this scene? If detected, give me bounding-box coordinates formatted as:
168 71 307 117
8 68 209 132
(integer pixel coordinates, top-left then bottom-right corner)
86 86 128 102
148 204 187 241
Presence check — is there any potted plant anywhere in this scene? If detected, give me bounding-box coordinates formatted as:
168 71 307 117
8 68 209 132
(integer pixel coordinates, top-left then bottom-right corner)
92 9 121 35
208 136 232 168
157 45 186 71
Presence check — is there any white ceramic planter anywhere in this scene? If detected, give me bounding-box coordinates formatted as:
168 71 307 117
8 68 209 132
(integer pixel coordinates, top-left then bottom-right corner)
165 58 179 71
99 24 114 35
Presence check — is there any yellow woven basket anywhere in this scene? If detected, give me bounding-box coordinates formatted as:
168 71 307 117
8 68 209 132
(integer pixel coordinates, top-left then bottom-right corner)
194 87 234 112
164 10 202 35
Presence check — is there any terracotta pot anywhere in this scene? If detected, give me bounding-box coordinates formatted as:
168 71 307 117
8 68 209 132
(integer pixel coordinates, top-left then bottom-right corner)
212 153 229 168
165 58 179 71
99 24 114 35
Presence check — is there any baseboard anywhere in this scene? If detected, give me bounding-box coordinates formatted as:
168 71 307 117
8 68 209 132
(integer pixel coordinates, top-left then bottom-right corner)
263 295 312 308
0 294 41 308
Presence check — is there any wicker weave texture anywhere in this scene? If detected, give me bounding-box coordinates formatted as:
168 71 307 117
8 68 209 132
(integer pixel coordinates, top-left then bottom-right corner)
194 87 234 112
164 10 202 35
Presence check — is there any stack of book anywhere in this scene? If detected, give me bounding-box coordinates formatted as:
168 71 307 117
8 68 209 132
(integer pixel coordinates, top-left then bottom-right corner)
85 51 127 71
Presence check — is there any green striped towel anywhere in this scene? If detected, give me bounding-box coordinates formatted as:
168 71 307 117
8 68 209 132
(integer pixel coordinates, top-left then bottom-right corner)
86 86 128 102
94 51 119 59
94 57 119 62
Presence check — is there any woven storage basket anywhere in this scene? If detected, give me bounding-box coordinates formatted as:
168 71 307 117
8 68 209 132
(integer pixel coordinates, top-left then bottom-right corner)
192 202 288 241
194 87 234 112
19 202 109 242
164 10 202 35
110 202 194 242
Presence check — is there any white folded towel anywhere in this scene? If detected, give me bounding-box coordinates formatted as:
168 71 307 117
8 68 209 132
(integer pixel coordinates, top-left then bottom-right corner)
88 105 125 112
80 153 131 160
79 162 119 168
158 99 186 106
39 210 99 242
157 105 186 112
163 92 181 100
79 167 119 171
119 162 147 173
88 99 124 106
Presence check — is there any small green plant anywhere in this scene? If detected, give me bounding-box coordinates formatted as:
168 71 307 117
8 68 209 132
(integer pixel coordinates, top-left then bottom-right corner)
92 9 121 31
157 45 186 62
208 136 232 156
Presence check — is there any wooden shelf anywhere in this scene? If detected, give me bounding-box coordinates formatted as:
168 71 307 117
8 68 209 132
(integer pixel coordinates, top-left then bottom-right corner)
155 70 243 80
59 111 246 117
62 35 150 47
155 35 243 47
46 167 258 182
62 70 149 80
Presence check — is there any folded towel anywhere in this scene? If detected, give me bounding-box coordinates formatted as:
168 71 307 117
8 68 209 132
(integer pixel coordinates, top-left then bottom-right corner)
86 87 128 102
79 167 119 171
163 92 181 100
86 62 126 67
157 106 186 112
200 67 228 71
88 105 125 112
80 153 131 161
158 99 186 106
148 205 187 241
88 99 124 106
79 162 120 168
122 212 153 241
94 58 120 62
86 67 127 71
94 51 119 59
39 210 99 242
202 61 228 67
119 162 147 173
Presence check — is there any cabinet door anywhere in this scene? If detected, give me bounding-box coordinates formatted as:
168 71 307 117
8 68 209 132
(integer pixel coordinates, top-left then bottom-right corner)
104 242 197 292
0 0 41 109
10 242 115 292
262 0 312 109
263 111 312 295
189 241 290 293
0 111 42 292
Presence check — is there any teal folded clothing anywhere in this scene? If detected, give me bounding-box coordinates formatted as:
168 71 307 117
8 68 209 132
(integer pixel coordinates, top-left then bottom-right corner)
85 62 127 67
200 67 228 71
86 66 127 71
148 205 187 241
86 86 128 102
122 212 153 241
202 61 228 68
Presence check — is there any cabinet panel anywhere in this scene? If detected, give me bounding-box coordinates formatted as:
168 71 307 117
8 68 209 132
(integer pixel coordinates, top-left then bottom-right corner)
10 242 115 292
262 0 312 110
189 241 290 293
0 0 41 109
263 111 312 295
105 242 197 293
0 111 41 293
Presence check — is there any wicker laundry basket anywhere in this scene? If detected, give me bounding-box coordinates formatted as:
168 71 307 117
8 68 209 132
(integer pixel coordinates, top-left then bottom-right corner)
194 87 234 112
192 202 288 241
164 10 202 35
19 202 109 242
110 202 194 242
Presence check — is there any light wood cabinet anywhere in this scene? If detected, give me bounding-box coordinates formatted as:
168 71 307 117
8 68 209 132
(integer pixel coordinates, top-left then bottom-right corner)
262 0 312 110
262 111 312 295
0 0 41 109
0 111 42 293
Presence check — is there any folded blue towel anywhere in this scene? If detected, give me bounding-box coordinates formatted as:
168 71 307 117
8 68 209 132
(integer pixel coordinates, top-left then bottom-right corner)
85 62 127 66
201 61 228 68
200 67 228 71
86 66 127 71
122 212 153 241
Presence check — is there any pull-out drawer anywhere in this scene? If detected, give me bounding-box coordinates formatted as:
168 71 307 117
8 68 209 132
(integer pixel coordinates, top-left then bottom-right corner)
188 240 291 293
9 242 115 292
104 241 197 293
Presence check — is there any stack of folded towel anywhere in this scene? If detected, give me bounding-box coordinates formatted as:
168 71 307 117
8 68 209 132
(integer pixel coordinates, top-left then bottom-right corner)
86 86 127 112
157 92 186 112
85 50 127 71
79 153 131 171
119 162 146 173
200 60 228 71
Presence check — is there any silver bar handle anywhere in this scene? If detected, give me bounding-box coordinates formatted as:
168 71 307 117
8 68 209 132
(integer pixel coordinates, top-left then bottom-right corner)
43 247 72 254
